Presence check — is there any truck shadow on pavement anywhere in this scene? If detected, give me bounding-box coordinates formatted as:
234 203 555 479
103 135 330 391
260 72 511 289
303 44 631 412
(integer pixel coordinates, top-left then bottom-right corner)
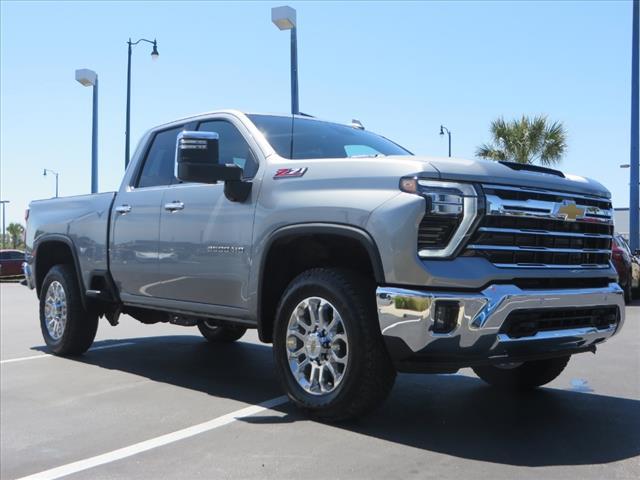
43 334 640 468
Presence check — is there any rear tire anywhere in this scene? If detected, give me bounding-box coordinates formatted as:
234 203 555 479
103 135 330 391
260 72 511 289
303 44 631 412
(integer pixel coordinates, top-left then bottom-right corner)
273 268 396 422
472 356 570 390
39 264 98 356
197 321 246 343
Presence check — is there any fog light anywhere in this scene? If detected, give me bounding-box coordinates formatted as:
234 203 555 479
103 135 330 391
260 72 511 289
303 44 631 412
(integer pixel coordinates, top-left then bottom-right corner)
432 301 460 334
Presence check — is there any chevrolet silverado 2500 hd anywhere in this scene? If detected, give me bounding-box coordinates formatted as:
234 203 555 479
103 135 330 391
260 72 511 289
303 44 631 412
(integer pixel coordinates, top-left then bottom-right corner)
24 110 625 421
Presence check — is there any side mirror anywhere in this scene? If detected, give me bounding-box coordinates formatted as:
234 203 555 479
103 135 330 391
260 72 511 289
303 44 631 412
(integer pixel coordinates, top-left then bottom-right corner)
175 130 252 202
176 131 241 184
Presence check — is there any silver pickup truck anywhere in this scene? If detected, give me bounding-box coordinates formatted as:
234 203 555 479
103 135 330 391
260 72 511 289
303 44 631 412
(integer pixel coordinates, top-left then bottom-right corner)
24 110 625 421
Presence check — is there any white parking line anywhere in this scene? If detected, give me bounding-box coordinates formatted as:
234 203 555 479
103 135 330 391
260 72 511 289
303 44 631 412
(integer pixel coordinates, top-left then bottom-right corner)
0 342 136 364
88 342 136 351
0 353 50 364
15 395 289 480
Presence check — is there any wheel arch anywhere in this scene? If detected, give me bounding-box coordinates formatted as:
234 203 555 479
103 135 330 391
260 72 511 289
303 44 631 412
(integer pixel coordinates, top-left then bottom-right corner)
33 234 86 309
256 223 385 343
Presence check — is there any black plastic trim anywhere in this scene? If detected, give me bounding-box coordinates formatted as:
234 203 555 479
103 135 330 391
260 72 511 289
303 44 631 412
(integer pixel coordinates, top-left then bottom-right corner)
32 234 87 309
498 161 565 178
257 222 385 342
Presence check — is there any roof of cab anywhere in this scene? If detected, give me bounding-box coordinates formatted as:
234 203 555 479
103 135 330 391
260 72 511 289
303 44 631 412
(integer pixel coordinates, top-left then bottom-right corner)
149 109 355 130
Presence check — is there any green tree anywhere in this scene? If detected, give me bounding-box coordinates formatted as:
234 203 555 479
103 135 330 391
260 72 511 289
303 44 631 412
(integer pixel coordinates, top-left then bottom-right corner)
476 115 567 165
6 222 25 249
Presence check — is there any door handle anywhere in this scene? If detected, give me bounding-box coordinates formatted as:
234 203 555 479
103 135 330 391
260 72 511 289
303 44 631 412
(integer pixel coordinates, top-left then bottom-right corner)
164 201 185 212
115 204 132 214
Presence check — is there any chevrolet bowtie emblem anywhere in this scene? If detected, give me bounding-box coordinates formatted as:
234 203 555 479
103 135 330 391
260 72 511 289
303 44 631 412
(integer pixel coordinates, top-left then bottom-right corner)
555 201 586 222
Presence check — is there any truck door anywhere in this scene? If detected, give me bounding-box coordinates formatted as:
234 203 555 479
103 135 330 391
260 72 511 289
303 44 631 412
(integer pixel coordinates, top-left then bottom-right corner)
154 117 260 309
110 125 186 299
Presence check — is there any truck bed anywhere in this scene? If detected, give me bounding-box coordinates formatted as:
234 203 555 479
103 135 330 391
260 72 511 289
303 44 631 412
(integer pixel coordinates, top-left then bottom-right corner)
27 192 116 290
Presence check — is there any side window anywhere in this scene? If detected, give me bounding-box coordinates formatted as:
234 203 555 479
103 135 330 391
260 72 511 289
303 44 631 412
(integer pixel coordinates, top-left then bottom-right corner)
10 252 24 259
137 127 183 188
198 120 258 178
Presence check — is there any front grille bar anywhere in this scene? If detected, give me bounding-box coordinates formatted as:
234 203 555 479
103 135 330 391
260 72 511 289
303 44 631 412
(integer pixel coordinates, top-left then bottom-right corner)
485 195 613 224
467 245 611 254
482 183 613 208
477 226 612 239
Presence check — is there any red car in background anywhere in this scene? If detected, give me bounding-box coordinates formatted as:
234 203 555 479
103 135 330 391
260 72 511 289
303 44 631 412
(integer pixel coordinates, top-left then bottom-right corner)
0 249 24 279
612 235 634 303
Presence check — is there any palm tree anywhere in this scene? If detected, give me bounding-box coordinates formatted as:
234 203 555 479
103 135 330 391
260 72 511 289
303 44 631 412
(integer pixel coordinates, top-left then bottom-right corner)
6 223 25 249
476 115 567 165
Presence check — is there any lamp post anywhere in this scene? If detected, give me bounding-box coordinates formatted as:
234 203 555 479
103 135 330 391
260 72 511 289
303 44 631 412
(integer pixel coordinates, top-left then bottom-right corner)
440 125 452 157
75 68 98 194
0 200 9 248
629 0 639 251
43 169 59 198
125 38 159 169
271 6 299 115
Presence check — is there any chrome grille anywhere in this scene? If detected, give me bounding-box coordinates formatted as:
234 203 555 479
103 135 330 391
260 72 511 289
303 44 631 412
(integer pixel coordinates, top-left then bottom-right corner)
464 184 613 268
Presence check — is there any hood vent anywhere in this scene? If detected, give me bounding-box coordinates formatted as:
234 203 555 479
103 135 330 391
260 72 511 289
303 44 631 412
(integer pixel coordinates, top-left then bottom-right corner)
499 161 565 178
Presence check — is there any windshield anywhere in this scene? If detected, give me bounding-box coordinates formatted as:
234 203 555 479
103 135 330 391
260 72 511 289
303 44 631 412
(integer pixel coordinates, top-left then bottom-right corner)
247 114 412 160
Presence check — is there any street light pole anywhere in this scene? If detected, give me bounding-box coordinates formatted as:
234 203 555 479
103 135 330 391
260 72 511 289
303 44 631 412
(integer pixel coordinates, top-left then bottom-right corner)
629 0 639 251
272 6 299 115
290 26 299 115
440 125 452 157
92 76 98 193
125 41 132 169
0 200 9 249
75 69 99 193
125 38 159 169
43 169 59 198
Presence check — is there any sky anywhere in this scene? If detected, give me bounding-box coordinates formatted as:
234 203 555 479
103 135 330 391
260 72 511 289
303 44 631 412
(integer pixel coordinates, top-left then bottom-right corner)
0 0 636 226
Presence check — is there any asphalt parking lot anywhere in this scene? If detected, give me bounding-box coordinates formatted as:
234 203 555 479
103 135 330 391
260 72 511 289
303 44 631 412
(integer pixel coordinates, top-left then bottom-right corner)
1 282 639 480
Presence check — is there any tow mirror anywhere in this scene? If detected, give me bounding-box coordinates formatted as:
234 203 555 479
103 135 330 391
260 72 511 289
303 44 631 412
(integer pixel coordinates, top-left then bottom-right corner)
175 130 252 202
176 131 241 183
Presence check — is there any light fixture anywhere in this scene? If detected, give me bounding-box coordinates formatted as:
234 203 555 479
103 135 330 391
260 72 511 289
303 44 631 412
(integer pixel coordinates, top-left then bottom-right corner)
151 41 159 60
75 69 97 87
271 6 296 30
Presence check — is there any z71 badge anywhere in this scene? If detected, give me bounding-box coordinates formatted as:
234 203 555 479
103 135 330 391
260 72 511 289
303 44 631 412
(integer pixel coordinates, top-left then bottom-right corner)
274 167 308 179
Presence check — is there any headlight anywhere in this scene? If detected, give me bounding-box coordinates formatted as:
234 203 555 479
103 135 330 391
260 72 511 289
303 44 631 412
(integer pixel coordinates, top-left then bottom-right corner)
400 178 479 258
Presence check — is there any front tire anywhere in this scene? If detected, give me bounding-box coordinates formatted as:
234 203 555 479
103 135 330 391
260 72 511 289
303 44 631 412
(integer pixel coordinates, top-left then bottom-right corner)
273 268 396 422
197 321 246 343
472 356 570 390
39 264 98 356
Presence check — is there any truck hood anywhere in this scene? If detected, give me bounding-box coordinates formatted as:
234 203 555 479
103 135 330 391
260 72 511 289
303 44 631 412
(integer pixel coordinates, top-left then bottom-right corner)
395 155 611 199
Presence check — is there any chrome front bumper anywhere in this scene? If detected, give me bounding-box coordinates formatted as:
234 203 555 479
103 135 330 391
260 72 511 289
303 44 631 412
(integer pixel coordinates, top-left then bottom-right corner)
377 283 625 365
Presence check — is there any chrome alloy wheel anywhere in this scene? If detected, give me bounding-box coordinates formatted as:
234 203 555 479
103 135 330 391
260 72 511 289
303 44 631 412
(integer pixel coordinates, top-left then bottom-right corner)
286 297 349 395
44 281 67 340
